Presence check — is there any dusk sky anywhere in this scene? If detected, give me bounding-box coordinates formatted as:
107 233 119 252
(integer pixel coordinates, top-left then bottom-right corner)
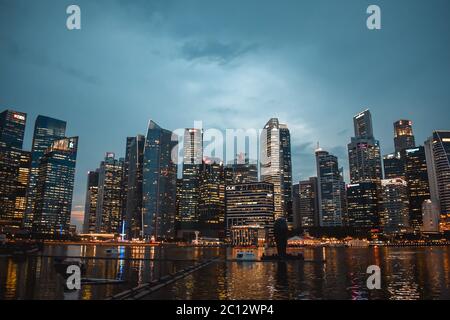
1 0 449 230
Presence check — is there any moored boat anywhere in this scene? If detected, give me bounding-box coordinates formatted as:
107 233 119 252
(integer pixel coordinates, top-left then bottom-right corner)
236 251 256 261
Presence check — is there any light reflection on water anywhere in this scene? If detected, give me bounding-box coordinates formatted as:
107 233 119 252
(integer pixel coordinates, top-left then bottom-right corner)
0 245 449 300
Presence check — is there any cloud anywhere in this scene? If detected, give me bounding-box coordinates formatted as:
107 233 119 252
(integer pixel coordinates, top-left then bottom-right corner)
0 36 100 85
180 40 259 65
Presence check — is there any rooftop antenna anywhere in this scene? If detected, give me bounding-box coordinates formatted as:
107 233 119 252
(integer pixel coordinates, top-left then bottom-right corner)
315 141 322 152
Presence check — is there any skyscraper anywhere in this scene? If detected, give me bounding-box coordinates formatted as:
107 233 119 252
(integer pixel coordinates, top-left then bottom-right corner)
95 153 123 234
0 110 26 149
421 200 440 234
353 109 374 139
260 118 292 223
394 120 415 153
124 135 145 239
346 182 379 231
315 148 345 227
402 146 430 232
198 157 225 238
348 110 382 184
24 115 66 229
142 120 178 240
0 110 27 231
225 153 258 185
119 137 134 233
380 178 410 234
32 137 78 237
178 128 202 233
293 178 319 229
425 131 450 232
14 151 31 228
383 152 405 179
83 170 99 234
225 182 274 238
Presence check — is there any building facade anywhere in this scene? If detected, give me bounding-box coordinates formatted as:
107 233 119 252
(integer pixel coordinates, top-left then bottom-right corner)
316 149 346 227
124 135 145 239
402 146 430 232
178 128 203 232
32 137 78 237
346 182 379 230
24 115 66 229
425 131 450 232
348 110 382 184
95 153 123 234
421 200 440 233
225 182 274 239
383 152 405 179
260 118 292 223
198 158 225 238
142 120 178 240
379 178 410 234
394 120 415 153
83 170 99 234
225 153 258 185
0 110 27 231
295 178 319 229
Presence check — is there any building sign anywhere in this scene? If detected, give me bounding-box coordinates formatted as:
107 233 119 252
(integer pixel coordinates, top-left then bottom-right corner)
13 113 25 121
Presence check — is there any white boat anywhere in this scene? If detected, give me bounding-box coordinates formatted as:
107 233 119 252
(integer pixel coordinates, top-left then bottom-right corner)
236 251 256 261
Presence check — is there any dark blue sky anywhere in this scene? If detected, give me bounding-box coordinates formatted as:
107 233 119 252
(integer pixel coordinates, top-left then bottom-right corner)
1 0 449 229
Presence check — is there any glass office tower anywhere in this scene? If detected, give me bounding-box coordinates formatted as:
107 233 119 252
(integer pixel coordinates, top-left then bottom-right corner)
142 120 178 240
83 170 99 234
394 120 416 153
32 137 78 237
260 118 292 223
348 110 382 184
0 110 27 231
125 135 145 239
425 131 450 232
95 153 123 234
24 115 66 229
315 148 345 227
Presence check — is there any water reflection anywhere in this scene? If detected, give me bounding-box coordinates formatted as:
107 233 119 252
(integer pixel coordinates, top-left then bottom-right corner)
0 246 449 300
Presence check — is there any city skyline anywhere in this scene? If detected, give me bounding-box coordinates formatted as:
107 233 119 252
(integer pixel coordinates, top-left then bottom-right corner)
1 0 450 231
3 104 449 232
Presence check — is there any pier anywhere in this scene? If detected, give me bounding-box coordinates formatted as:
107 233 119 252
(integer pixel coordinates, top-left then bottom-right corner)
106 258 218 300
